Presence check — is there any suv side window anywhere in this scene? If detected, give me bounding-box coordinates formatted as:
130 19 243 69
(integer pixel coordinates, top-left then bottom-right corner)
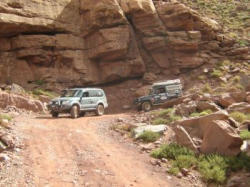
75 90 83 98
155 87 165 94
89 90 103 97
82 92 89 97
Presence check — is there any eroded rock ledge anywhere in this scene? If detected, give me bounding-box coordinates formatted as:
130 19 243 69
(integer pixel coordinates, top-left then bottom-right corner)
0 0 241 89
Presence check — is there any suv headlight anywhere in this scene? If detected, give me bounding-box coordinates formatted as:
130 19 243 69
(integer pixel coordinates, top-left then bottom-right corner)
62 100 71 105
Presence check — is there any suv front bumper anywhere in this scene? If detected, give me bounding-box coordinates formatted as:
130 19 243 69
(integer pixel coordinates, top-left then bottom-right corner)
47 104 71 113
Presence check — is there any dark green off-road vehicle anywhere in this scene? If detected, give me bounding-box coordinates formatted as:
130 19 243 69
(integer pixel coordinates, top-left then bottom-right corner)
134 79 182 111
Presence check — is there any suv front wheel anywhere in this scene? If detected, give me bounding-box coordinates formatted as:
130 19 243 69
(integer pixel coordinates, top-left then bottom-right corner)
142 101 152 112
71 105 79 119
96 104 105 116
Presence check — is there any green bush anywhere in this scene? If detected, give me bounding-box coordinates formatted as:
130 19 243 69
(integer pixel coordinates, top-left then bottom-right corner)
136 131 161 143
32 89 56 99
151 143 195 160
168 114 182 123
226 153 250 172
240 130 250 140
232 76 241 83
151 143 250 184
152 108 174 117
230 112 247 123
168 167 180 175
190 109 213 117
174 155 197 169
202 83 212 93
0 114 12 121
152 118 169 125
34 80 46 86
198 159 226 183
211 69 223 78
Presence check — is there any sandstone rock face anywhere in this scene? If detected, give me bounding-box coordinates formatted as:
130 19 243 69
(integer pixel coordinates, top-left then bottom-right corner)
0 0 225 88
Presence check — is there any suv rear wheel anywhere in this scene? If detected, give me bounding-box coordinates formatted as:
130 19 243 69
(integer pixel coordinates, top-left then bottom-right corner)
70 105 79 119
96 104 105 116
142 101 152 112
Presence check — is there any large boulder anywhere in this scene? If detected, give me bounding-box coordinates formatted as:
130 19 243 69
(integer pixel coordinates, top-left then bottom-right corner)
215 93 236 108
0 91 45 113
174 125 198 152
174 111 242 156
201 120 243 156
227 102 250 113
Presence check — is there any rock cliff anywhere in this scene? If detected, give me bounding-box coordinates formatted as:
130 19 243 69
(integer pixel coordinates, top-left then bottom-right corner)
0 0 237 89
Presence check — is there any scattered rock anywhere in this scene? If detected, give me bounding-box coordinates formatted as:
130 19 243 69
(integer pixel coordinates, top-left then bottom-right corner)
180 168 189 176
150 158 161 166
0 153 10 162
216 93 235 108
10 84 25 95
196 101 221 112
227 173 250 187
227 102 250 113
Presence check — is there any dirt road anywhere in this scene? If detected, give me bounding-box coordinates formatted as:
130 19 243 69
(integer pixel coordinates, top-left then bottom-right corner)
0 114 176 187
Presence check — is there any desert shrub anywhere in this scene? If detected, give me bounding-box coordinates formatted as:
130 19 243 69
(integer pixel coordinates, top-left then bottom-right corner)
34 80 46 86
198 75 206 80
230 112 247 123
151 143 250 184
174 155 197 169
137 131 161 143
151 143 195 160
232 76 241 83
190 109 213 117
168 167 180 175
211 69 223 78
226 153 250 172
32 89 56 99
152 108 174 117
198 155 227 184
240 130 250 140
152 118 169 125
168 114 182 123
0 114 12 121
202 83 212 93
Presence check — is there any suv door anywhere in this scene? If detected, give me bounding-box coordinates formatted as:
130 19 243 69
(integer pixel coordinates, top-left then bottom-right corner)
80 91 93 110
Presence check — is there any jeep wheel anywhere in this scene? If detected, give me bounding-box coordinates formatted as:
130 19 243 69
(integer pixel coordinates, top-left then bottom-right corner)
96 104 104 116
51 112 59 118
70 105 79 119
142 101 152 112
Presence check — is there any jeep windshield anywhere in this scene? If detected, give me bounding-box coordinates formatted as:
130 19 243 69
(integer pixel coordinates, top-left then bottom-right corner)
61 89 82 97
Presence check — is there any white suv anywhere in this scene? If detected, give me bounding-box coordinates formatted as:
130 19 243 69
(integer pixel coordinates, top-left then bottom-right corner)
48 88 108 118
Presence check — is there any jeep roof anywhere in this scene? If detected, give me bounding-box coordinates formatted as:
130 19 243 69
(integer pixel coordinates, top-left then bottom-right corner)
152 79 181 87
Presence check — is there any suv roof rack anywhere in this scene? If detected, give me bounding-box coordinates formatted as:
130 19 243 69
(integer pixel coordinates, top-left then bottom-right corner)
152 79 181 87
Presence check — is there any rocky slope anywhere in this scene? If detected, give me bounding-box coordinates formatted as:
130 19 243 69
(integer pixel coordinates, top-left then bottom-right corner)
1 0 245 90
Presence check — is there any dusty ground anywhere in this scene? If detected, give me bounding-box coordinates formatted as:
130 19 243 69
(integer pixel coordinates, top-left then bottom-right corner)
0 113 185 187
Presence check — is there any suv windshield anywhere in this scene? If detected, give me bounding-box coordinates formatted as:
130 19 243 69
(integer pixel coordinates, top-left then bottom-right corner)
61 90 81 97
